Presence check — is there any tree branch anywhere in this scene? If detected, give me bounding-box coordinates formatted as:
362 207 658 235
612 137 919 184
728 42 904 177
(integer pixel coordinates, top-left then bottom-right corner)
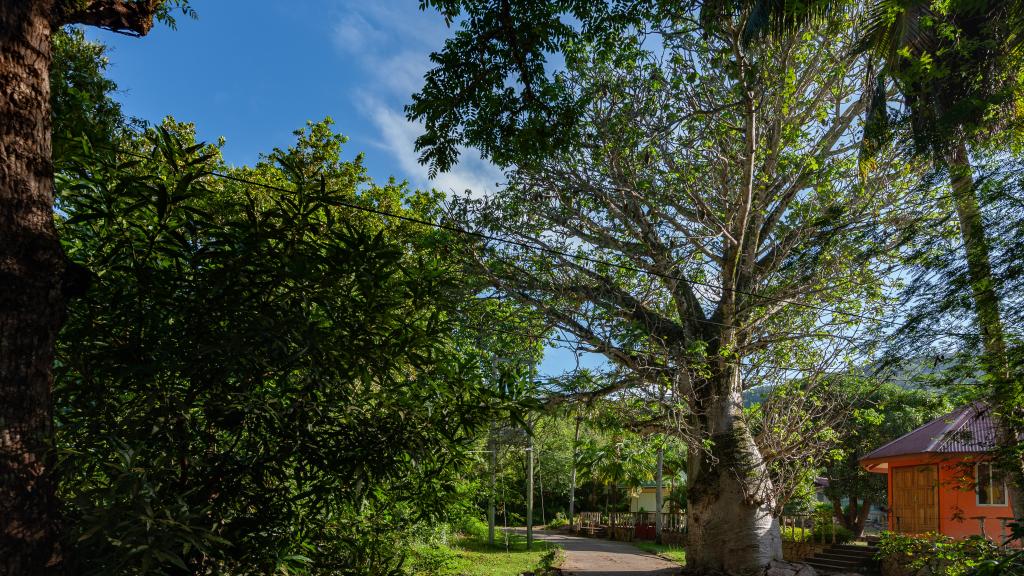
55 0 162 37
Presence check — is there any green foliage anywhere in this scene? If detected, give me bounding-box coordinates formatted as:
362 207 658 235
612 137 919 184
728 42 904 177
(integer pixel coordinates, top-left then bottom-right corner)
53 119 517 574
578 435 657 492
822 379 952 530
546 512 569 529
408 531 557 576
779 518 855 545
457 517 491 541
967 521 1024 576
51 27 125 162
857 0 1024 157
876 532 1004 576
406 545 460 576
410 0 617 173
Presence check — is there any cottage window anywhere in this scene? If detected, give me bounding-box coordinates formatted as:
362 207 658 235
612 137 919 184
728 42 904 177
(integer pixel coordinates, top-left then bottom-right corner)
976 462 1008 506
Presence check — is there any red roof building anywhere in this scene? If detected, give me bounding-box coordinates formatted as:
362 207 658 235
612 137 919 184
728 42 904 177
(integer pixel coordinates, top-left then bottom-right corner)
860 403 1016 543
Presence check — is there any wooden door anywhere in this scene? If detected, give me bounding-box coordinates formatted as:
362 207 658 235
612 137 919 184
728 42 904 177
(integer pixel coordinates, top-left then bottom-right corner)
892 465 939 534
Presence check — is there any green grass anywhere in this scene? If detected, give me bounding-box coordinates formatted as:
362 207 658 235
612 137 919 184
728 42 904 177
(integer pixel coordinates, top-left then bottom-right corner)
632 541 687 565
408 532 560 576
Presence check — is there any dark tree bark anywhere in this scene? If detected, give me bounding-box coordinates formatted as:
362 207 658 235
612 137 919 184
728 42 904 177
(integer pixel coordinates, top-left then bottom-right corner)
854 499 871 536
0 2 161 572
831 495 872 537
1 2 65 572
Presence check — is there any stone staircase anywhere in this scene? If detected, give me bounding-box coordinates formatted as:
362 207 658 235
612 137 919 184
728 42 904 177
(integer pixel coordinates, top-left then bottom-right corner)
804 542 878 574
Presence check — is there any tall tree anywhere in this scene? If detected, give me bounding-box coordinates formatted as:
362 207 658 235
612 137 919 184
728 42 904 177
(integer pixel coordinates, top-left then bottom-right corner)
822 379 951 536
1 2 187 571
857 0 1024 515
414 3 913 572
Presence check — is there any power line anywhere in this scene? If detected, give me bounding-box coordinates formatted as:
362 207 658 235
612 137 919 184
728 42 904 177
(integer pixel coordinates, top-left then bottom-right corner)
208 173 980 341
62 137 983 340
469 323 952 387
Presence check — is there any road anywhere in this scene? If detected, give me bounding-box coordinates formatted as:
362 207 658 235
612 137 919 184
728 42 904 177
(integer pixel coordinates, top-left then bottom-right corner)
510 529 683 576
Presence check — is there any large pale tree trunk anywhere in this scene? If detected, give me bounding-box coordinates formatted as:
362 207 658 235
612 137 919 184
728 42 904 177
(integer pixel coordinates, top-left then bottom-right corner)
0 2 66 572
686 370 782 575
945 141 1023 520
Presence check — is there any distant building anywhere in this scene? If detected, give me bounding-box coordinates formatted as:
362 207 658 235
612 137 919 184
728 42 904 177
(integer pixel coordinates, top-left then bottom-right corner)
860 402 1016 542
629 483 672 513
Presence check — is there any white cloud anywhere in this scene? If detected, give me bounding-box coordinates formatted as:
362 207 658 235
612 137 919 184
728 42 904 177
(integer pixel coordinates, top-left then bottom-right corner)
331 2 444 98
332 0 503 199
361 97 503 197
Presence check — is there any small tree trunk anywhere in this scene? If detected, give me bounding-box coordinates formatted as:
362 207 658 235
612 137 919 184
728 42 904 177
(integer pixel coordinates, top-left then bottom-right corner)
945 140 1024 519
655 446 664 544
686 370 782 575
0 2 67 572
831 497 849 531
853 499 871 538
568 415 581 525
526 423 534 550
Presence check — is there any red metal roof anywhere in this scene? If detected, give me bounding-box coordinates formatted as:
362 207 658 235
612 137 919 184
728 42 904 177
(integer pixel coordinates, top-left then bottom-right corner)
861 402 995 461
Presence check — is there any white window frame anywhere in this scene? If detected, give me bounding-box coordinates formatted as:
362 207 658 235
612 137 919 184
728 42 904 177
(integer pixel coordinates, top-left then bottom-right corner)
975 461 1009 507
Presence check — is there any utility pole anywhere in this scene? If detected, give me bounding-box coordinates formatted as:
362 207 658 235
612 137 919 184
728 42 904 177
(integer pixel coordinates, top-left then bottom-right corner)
538 452 546 526
526 433 534 550
655 445 664 544
488 432 497 546
526 361 536 550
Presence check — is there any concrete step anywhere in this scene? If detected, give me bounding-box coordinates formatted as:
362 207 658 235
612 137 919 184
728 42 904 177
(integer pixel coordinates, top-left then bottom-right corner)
803 542 879 574
819 548 876 559
806 559 866 573
832 543 878 551
812 554 864 567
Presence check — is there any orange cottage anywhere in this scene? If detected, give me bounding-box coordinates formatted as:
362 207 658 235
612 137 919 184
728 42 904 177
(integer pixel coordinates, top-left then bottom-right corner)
860 402 1017 544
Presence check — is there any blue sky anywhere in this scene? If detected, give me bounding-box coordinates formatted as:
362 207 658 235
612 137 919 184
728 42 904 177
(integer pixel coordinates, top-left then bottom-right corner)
85 0 598 377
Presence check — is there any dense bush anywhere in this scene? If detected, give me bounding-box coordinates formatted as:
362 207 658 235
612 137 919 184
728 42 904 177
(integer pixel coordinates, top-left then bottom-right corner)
780 504 855 545
406 544 460 576
876 532 1002 576
779 523 855 545
546 512 569 529
456 517 491 541
54 121 535 574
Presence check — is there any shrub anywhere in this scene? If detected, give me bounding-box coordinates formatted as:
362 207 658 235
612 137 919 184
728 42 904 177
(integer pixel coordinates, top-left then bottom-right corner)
812 522 855 544
457 516 490 540
406 544 459 576
547 512 569 529
780 522 855 544
876 531 1001 576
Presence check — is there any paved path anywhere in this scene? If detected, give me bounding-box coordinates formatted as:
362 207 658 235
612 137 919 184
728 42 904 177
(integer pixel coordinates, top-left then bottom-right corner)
508 529 682 576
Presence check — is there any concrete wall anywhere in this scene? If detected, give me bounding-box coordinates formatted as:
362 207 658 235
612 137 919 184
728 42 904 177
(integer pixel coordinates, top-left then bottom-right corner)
937 459 1014 541
883 453 1014 542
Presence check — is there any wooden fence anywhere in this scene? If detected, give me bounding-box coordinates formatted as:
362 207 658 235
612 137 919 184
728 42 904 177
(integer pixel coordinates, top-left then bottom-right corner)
779 514 840 562
573 511 686 544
